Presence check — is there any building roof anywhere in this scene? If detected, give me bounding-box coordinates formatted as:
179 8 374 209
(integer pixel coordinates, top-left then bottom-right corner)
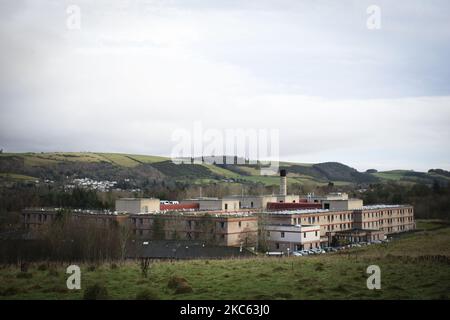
126 240 255 259
130 210 257 218
362 204 411 210
23 207 126 216
267 209 331 215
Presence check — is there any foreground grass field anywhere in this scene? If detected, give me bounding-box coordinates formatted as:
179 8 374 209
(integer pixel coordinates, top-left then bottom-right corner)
1 220 449 300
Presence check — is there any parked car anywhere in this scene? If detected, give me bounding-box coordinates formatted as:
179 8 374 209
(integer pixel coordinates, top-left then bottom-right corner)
372 240 382 244
292 251 303 257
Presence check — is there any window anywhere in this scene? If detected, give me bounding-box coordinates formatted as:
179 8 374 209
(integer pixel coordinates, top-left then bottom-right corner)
250 201 254 208
281 232 285 238
276 243 280 249
315 231 318 237
224 203 228 210
304 232 307 238
238 221 242 228
324 203 330 209
220 222 225 228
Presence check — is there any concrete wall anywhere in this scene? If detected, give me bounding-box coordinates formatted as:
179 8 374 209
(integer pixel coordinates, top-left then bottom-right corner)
275 195 301 203
130 213 258 247
267 204 415 241
116 198 160 214
322 199 363 211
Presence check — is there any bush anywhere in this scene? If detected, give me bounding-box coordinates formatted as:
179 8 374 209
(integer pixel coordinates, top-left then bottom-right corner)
87 265 96 272
167 276 188 289
16 272 33 279
110 263 118 270
37 264 48 271
174 282 193 294
135 288 160 300
167 276 193 294
83 283 109 300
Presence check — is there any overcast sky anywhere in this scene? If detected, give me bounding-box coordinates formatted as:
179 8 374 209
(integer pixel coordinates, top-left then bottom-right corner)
1 0 450 171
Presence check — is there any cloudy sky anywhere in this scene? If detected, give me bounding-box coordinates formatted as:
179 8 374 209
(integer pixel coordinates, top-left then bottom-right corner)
1 0 449 171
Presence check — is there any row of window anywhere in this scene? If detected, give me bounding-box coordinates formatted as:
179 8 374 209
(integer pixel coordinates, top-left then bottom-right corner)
268 230 319 238
131 218 229 229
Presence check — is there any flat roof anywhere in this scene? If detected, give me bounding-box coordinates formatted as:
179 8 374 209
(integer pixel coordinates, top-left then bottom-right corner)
362 204 410 210
267 223 318 228
267 209 330 215
131 211 257 218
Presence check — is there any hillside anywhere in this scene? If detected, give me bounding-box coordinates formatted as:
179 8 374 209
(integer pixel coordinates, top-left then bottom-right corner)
0 152 448 187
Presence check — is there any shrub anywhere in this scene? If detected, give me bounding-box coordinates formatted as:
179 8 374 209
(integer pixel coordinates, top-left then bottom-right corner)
174 282 193 294
16 272 33 279
135 288 160 300
87 265 96 272
167 276 188 289
110 263 118 270
167 276 193 294
83 283 109 300
37 264 48 271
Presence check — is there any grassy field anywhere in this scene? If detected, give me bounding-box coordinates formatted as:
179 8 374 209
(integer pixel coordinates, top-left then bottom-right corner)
0 220 449 300
0 173 38 182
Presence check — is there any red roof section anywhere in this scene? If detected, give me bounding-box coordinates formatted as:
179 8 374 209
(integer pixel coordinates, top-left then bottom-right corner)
267 202 322 211
160 203 199 211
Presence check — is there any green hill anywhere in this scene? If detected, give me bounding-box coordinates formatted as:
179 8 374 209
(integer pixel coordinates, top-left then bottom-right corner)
0 152 448 187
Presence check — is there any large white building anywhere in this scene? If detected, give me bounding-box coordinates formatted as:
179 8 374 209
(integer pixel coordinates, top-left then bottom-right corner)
266 224 321 251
